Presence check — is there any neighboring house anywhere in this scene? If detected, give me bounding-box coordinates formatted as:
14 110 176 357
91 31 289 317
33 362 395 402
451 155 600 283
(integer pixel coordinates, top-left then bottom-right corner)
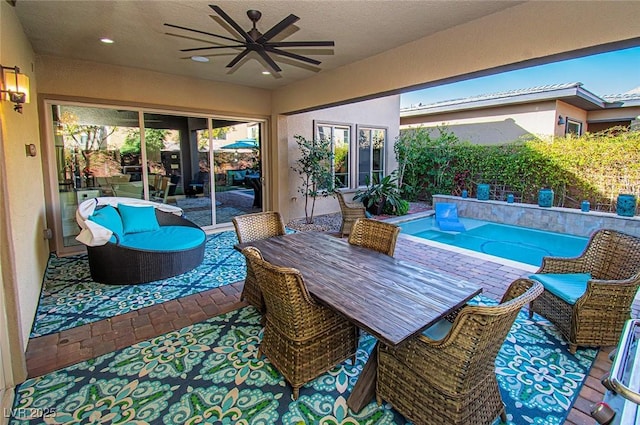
400 83 640 144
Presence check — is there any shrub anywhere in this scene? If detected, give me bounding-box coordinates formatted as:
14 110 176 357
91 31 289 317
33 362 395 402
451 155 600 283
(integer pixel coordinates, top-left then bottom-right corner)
395 126 640 211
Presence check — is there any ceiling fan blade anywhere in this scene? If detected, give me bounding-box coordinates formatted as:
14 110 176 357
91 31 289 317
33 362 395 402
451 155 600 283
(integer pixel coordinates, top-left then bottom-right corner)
164 23 242 44
257 14 300 43
265 47 321 65
226 49 252 68
256 49 282 73
210 5 253 43
267 40 335 48
181 45 246 52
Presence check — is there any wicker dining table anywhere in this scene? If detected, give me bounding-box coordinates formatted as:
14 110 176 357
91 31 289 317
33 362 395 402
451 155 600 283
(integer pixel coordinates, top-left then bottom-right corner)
235 231 482 412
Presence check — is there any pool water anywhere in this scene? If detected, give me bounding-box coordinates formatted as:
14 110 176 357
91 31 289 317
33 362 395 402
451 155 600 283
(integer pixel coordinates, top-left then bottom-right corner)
399 216 588 267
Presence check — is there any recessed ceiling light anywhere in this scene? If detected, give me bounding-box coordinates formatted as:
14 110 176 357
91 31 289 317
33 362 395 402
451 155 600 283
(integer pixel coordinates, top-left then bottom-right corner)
100 38 114 44
191 56 209 63
262 71 271 75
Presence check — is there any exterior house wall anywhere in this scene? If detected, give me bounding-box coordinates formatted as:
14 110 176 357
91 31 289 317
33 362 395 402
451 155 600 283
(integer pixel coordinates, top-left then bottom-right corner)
556 101 589 136
401 98 639 144
0 1 48 349
0 0 39 410
589 107 640 124
283 96 400 222
36 55 272 117
401 101 558 144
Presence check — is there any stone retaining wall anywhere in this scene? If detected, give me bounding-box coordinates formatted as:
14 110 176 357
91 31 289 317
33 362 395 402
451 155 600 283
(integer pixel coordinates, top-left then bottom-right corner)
433 195 640 238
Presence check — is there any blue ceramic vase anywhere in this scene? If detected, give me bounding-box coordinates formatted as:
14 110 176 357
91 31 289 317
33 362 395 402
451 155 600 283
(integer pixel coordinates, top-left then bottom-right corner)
617 194 637 217
538 188 554 207
477 184 490 201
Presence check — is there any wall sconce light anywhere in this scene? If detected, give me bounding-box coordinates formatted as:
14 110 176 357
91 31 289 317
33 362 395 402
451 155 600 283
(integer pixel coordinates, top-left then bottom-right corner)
1 65 30 113
557 115 566 126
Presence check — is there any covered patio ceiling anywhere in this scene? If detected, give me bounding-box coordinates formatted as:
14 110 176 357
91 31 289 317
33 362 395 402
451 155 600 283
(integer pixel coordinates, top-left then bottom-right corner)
14 1 523 90
11 1 640 114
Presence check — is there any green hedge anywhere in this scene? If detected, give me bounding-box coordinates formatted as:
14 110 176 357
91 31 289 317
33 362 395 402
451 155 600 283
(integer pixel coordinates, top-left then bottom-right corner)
395 127 640 211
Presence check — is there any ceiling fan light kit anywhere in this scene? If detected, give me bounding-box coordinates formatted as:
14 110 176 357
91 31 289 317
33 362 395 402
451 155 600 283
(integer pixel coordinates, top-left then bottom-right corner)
165 4 335 74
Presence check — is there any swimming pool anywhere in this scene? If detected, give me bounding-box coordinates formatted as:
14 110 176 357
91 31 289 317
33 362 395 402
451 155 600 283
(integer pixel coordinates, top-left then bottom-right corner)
398 216 588 267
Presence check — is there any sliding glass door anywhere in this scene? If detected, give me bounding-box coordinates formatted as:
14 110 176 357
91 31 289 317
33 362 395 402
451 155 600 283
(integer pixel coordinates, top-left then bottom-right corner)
48 102 265 254
51 105 141 248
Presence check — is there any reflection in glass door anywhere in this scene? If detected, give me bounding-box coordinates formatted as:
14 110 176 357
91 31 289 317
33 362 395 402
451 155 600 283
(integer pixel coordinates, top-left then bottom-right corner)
49 103 265 253
143 113 212 226
52 104 141 248
209 121 262 225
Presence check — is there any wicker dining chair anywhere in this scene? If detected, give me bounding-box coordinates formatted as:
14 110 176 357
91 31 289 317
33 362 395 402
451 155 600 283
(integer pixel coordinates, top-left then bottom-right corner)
336 191 367 237
377 278 543 425
241 246 358 400
529 228 640 353
348 217 400 256
232 211 286 313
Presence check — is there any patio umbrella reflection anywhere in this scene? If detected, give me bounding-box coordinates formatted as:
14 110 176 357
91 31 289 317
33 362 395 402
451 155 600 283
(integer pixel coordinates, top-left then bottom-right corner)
219 138 258 151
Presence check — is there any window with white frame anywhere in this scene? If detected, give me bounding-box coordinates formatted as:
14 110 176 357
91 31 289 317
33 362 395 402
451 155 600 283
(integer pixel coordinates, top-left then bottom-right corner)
565 118 582 136
315 122 351 188
357 126 386 187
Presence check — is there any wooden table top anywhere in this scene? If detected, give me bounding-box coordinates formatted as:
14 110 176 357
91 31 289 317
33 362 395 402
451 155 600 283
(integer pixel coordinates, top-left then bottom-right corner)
236 231 482 346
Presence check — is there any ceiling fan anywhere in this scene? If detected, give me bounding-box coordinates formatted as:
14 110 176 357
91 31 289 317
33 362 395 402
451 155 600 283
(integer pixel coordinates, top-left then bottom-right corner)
165 5 335 74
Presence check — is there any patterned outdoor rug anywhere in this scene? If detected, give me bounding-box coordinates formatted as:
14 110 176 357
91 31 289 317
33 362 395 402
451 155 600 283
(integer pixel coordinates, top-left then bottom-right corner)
31 231 245 338
13 297 597 424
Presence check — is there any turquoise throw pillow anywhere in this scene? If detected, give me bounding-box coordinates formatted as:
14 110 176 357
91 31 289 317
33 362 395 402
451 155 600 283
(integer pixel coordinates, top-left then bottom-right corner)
118 204 160 234
88 205 123 238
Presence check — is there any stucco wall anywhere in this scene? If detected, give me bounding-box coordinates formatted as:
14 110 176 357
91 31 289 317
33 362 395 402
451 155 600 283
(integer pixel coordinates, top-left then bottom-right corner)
36 55 272 117
1 1 49 348
556 101 589 137
283 96 400 222
589 107 640 123
401 101 558 144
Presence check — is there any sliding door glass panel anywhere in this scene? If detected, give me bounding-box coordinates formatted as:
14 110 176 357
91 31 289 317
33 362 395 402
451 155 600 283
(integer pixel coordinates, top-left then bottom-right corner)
212 121 262 224
187 124 212 227
52 104 140 247
141 113 213 227
142 113 183 206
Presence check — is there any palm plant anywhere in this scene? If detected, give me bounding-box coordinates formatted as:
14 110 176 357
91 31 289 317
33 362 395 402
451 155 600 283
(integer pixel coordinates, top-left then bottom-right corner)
354 171 406 215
